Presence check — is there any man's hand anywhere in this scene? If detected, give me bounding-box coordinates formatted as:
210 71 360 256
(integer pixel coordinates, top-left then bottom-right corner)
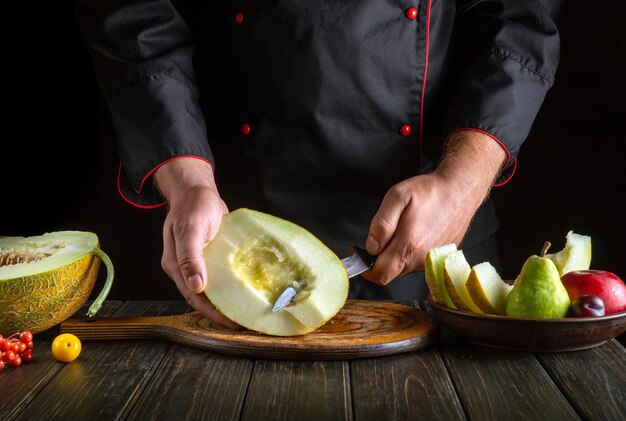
362 130 507 285
154 158 239 329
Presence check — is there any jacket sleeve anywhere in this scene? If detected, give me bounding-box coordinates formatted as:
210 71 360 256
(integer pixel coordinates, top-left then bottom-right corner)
443 0 560 185
75 0 212 207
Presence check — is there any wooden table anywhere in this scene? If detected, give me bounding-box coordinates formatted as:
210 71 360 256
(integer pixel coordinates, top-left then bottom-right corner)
2 300 625 420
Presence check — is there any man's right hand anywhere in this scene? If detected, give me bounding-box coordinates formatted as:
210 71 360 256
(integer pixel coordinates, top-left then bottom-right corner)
154 158 239 329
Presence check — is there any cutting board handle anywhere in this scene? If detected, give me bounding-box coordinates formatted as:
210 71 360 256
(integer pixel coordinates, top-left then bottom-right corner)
62 313 196 341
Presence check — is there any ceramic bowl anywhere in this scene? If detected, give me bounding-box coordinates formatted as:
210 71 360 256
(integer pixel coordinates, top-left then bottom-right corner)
426 295 626 352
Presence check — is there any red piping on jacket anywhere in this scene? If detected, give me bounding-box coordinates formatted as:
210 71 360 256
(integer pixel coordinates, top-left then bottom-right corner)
117 156 215 209
445 127 516 187
418 0 432 173
493 158 516 187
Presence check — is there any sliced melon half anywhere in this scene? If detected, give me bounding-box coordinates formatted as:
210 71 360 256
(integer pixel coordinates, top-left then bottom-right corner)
202 208 349 336
0 231 114 334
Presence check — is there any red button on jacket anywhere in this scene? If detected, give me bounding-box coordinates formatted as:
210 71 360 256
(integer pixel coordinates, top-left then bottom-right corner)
405 7 418 20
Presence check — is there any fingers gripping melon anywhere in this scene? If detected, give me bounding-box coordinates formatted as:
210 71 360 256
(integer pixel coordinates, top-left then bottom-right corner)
0 231 114 334
202 209 349 336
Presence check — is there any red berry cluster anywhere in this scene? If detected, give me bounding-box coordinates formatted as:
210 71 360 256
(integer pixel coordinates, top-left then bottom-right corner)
0 331 34 369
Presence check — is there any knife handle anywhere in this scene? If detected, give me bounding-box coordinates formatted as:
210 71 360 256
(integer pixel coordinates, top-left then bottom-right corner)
353 246 377 268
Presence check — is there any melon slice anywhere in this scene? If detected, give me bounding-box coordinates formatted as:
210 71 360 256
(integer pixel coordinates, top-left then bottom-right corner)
424 243 458 309
546 230 592 276
465 262 512 315
443 250 483 313
202 208 349 336
0 231 114 334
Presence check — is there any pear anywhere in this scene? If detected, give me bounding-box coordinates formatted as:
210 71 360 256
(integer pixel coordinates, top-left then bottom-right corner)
465 262 512 315
545 230 592 276
443 250 483 313
506 242 571 318
424 243 458 309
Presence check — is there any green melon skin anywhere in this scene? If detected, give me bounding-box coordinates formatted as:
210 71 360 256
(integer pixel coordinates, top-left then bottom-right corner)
0 231 114 334
203 208 349 336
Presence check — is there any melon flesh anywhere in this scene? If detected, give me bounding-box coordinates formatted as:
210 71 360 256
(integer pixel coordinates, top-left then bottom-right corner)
546 230 592 276
203 209 349 336
443 250 482 313
465 262 512 315
0 231 99 279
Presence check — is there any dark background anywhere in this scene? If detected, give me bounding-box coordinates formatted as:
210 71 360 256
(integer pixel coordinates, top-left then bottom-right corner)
3 2 624 301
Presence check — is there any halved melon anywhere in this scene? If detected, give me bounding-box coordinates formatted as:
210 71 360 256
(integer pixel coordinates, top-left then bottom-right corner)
0 231 114 334
202 208 349 336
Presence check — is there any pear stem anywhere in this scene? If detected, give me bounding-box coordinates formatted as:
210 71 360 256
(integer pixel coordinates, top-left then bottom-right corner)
540 241 551 257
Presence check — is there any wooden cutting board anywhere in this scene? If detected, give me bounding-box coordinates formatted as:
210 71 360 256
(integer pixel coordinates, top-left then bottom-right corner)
60 300 438 360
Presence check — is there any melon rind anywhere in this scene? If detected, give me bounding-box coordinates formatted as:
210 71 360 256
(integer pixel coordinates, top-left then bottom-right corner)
202 208 349 336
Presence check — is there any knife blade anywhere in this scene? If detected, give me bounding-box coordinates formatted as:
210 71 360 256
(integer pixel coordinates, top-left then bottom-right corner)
271 246 376 312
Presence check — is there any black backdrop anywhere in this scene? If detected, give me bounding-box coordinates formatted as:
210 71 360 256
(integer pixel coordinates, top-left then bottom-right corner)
3 2 624 300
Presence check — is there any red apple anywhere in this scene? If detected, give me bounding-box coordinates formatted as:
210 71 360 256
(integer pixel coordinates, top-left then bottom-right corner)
561 270 626 315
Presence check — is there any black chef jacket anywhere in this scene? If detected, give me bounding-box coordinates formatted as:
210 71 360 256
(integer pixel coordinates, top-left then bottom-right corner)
76 0 560 302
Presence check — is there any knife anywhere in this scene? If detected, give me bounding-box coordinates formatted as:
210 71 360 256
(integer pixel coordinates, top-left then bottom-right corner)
271 246 376 312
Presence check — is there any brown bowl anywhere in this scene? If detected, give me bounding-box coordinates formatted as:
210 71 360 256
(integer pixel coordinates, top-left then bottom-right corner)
426 295 626 352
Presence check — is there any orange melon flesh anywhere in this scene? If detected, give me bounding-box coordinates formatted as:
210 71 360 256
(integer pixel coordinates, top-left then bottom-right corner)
0 231 114 334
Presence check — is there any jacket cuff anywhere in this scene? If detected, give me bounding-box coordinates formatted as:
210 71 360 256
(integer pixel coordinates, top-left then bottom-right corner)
444 128 515 186
117 156 215 208
443 47 557 186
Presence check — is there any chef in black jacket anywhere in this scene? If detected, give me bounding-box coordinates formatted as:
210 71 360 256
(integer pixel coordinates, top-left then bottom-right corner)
76 0 560 327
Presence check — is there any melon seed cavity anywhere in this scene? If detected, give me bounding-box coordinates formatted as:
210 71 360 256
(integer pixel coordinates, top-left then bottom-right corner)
0 242 65 267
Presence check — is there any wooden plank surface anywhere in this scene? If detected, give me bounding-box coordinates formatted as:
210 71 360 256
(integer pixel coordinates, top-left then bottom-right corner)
0 301 122 421
10 301 188 421
4 300 625 421
127 347 253 421
350 348 466 420
537 339 626 420
439 333 580 420
241 359 351 421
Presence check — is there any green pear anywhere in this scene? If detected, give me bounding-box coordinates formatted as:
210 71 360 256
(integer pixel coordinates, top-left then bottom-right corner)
506 242 571 318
